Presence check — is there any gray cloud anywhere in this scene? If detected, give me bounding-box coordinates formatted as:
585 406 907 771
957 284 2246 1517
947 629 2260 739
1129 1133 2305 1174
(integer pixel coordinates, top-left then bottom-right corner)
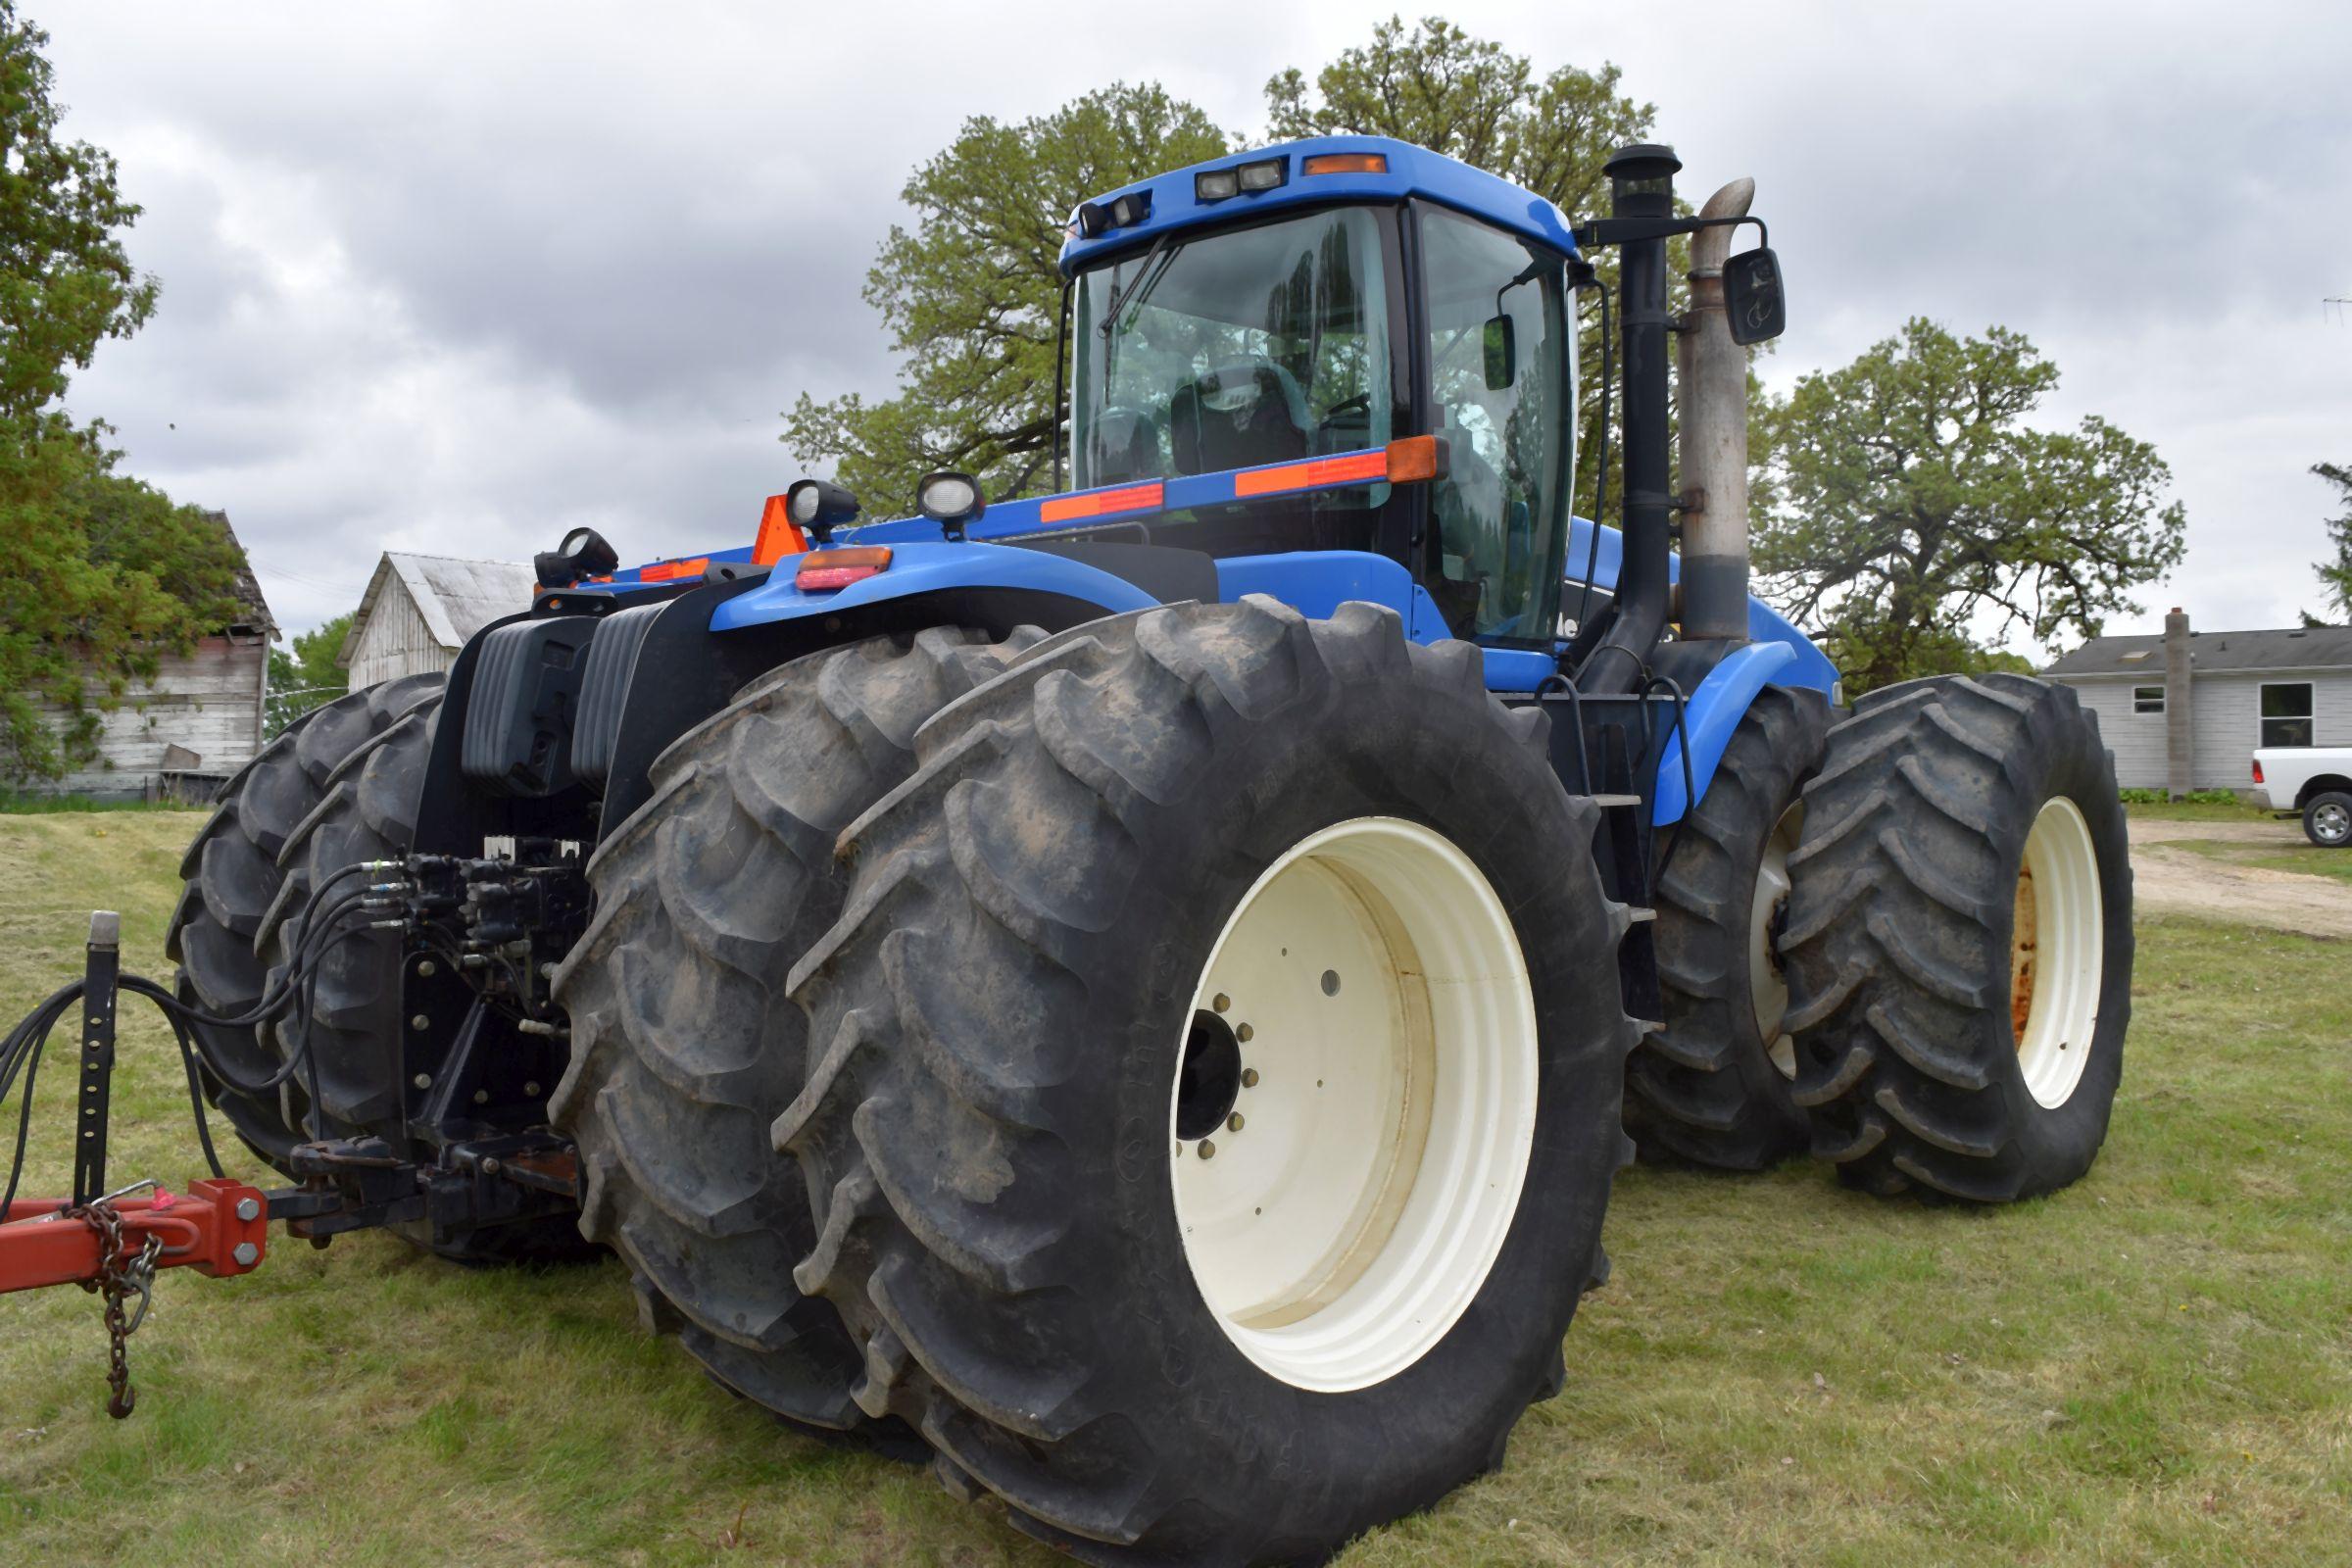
41 0 2352 644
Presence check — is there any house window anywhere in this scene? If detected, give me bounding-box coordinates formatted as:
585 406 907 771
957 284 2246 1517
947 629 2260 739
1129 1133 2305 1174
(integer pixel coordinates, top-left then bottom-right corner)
2132 685 2164 714
2260 681 2314 748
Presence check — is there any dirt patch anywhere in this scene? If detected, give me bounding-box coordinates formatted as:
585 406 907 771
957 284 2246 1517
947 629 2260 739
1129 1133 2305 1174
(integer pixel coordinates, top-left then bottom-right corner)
2127 817 2300 846
2127 818 2352 939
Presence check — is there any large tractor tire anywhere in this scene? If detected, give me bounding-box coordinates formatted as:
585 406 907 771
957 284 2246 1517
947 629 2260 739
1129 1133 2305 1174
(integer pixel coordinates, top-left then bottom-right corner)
1626 685 1830 1170
550 626 1042 1453
1781 673 2132 1201
779 598 1638 1564
169 673 447 1166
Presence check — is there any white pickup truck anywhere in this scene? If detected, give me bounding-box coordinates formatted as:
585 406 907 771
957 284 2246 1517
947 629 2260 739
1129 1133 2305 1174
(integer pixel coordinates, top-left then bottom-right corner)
2252 747 2352 846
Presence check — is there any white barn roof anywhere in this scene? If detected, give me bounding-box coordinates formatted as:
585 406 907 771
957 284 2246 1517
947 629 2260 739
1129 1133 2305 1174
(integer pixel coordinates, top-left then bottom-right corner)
338 553 538 666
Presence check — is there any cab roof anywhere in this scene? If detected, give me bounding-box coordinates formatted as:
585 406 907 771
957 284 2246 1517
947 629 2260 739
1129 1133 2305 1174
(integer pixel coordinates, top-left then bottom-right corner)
1056 135 1581 276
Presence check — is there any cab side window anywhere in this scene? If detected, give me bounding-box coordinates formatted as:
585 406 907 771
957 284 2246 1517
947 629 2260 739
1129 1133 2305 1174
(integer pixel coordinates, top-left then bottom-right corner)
1418 208 1569 640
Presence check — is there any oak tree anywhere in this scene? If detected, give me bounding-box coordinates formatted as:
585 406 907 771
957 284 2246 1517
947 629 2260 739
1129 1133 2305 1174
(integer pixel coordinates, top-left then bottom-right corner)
1753 319 2186 692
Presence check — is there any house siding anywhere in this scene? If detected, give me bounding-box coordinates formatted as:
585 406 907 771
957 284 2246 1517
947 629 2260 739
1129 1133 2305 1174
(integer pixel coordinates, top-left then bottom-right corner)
34 633 270 799
2049 668 2352 791
346 581 455 689
2068 679 2170 789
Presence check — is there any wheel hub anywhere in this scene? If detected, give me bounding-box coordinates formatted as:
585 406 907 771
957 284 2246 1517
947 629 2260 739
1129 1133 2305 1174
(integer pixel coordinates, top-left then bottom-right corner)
1167 817 1538 1394
2012 797 2104 1108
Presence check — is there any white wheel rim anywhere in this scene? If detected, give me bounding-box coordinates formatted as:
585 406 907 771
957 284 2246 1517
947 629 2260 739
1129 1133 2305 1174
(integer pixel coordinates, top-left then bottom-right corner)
1167 816 1539 1394
2012 797 2104 1109
2316 803 2350 843
1750 803 1802 1079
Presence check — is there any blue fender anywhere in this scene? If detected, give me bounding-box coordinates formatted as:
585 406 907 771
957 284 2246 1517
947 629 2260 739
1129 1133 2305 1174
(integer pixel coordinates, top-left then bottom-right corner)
1651 640 1798 827
708 539 1160 633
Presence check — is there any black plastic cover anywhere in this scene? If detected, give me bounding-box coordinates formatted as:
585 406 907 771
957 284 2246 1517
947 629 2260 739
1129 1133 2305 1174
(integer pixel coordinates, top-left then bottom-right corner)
461 616 597 797
570 602 663 792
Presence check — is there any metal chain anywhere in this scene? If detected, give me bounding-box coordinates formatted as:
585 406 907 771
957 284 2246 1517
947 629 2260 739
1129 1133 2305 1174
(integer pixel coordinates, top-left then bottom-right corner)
67 1200 158 1419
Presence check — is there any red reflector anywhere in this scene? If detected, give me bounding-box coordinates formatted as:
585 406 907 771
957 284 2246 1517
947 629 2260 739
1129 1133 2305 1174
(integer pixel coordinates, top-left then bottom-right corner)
1234 450 1387 498
753 494 810 567
796 545 892 592
1040 481 1164 524
1302 153 1389 176
640 557 710 581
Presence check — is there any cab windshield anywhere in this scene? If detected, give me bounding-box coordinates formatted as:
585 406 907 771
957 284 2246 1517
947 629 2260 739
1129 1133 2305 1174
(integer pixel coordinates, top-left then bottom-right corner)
1071 207 1393 487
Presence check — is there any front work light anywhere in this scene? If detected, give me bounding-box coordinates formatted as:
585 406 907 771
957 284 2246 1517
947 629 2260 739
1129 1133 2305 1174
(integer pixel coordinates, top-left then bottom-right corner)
917 469 986 540
1078 190 1153 234
533 526 620 589
796 545 892 592
1236 157 1287 192
785 477 860 543
1199 158 1288 203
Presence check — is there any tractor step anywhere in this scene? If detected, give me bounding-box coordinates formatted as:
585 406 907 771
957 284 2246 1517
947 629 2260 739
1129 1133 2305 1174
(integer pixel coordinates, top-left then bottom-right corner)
1626 906 1656 924
1591 794 1643 808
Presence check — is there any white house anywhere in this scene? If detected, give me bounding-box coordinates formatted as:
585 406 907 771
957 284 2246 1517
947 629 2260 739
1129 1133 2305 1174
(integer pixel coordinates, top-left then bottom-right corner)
2041 610 2352 795
338 553 538 689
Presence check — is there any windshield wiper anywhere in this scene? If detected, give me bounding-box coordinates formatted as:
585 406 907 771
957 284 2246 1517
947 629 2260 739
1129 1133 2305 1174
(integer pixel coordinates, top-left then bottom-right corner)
1097 232 1181 338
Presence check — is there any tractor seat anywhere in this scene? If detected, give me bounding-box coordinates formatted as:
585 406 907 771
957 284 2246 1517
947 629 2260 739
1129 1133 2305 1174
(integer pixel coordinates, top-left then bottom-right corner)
1168 361 1310 475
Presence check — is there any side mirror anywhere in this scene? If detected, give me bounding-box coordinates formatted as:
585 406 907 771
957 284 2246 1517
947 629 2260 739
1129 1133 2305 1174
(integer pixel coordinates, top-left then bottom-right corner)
1725 247 1786 346
1482 314 1516 389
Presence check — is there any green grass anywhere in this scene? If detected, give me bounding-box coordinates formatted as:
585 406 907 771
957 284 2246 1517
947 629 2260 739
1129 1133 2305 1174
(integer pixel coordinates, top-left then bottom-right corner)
2164 835 2352 884
3 813 2348 1565
2122 799 2279 824
0 792 209 815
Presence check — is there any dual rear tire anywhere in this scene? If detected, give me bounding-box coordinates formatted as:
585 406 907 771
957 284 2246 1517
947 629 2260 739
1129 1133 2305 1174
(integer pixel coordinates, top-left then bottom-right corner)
1780 673 2132 1200
565 597 1635 1562
777 599 1636 1562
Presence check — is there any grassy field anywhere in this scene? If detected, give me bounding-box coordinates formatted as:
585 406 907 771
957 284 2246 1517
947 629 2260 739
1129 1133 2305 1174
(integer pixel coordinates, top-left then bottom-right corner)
2 812 2347 1565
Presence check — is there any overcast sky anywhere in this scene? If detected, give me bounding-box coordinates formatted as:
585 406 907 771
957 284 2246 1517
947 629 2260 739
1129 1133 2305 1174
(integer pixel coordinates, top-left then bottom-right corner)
42 1 2352 648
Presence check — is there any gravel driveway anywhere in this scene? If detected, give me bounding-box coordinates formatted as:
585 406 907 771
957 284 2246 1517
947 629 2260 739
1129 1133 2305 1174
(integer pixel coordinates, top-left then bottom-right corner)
2127 815 2352 939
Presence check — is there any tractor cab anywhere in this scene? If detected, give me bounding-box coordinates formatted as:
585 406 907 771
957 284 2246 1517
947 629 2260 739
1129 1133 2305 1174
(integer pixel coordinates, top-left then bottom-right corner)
1057 137 1579 649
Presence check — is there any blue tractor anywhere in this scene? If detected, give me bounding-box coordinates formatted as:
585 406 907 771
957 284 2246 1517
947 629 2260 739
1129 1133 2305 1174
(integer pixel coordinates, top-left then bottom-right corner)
170 136 2132 1561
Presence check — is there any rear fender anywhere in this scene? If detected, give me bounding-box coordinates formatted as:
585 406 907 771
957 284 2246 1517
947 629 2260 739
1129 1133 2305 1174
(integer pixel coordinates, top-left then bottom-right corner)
592 549 1157 836
1652 641 1799 827
710 540 1157 633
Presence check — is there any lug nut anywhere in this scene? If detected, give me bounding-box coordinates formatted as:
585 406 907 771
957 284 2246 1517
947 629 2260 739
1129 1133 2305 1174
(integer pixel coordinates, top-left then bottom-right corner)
410 1013 430 1032
1236 1023 1253 1043
412 1072 432 1090
1242 1067 1259 1088
416 959 437 978
1227 1112 1245 1132
473 1089 490 1104
1199 1139 1216 1159
1212 993 1230 1013
524 1080 542 1098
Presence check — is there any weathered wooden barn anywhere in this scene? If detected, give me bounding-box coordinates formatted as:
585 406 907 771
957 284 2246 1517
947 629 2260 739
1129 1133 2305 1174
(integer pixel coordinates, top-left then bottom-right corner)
36 511 275 801
338 553 538 689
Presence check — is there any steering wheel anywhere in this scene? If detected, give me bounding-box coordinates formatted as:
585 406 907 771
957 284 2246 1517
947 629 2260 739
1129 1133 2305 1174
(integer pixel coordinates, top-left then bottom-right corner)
1317 392 1373 431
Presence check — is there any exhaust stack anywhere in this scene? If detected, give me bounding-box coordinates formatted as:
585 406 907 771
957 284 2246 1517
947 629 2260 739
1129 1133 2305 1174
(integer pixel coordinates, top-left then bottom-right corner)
1677 177 1756 643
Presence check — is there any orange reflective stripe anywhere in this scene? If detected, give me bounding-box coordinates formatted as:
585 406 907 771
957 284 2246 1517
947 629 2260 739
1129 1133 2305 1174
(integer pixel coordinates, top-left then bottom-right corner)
1233 450 1387 498
753 494 809 566
639 557 709 581
1040 481 1163 524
